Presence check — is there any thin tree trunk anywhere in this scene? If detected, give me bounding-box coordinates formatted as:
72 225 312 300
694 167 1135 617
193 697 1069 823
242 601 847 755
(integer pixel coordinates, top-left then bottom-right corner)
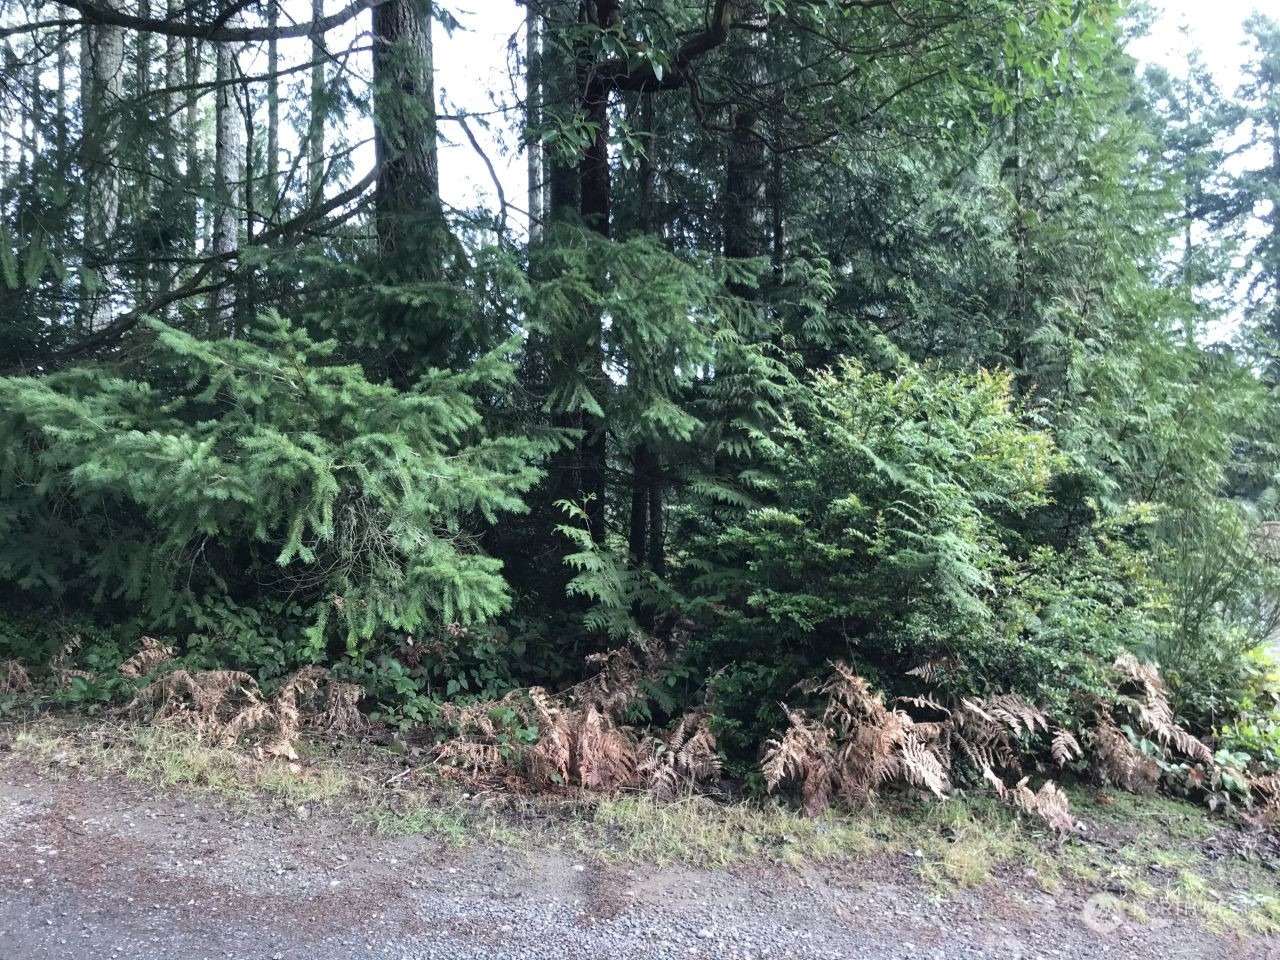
157 0 182 312
136 0 152 303
724 36 767 301
213 40 240 331
544 0 579 218
526 0 545 242
56 21 68 159
185 36 201 249
308 0 326 205
573 1 616 545
647 459 664 577
266 2 280 225
769 149 785 280
628 91 664 571
81 3 125 332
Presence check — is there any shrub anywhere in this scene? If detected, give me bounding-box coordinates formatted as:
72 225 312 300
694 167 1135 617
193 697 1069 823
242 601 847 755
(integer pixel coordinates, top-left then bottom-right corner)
0 313 553 661
688 359 1160 755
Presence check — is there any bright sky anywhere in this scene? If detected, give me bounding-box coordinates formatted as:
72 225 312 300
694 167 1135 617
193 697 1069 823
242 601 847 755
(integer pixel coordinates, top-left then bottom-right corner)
433 3 526 217
1128 0 1260 92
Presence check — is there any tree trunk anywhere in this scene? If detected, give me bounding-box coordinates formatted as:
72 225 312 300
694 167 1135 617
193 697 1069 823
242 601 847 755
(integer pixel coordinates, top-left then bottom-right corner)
526 0 545 242
266 2 280 225
571 2 618 544
544 0 579 218
627 91 665 571
212 40 240 331
136 0 152 303
185 35 200 249
81 4 125 332
56 21 68 159
372 0 441 257
724 34 768 301
308 0 326 205
768 148 785 280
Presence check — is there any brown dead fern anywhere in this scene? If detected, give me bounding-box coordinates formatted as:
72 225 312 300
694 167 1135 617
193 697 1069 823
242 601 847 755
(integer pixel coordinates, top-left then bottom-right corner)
764 662 1078 833
1050 728 1084 767
51 634 89 691
119 637 176 680
310 681 368 734
121 666 336 760
1248 774 1280 824
1009 777 1078 834
763 662 950 815
637 712 723 802
1090 712 1160 793
1112 653 1213 765
429 628 717 800
1 659 32 695
123 668 264 738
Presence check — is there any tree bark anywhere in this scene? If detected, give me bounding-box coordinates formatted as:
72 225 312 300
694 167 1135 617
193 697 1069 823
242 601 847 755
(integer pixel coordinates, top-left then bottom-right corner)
543 0 579 218
627 91 665 571
81 2 125 332
308 0 326 205
371 0 440 256
212 39 240 331
724 26 768 300
56 21 68 158
185 35 200 249
266 1 280 225
136 0 153 303
574 2 616 544
526 0 545 242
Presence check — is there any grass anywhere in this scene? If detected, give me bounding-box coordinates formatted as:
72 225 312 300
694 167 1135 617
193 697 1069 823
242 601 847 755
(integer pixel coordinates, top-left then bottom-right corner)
3 716 1278 938
579 793 886 867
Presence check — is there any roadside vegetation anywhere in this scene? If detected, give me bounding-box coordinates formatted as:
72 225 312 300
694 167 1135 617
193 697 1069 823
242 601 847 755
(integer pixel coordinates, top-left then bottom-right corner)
1 0 1280 931
5 718 1279 938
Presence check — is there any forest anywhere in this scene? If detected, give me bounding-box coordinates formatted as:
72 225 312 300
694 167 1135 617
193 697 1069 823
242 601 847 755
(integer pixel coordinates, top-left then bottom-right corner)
1 0 1279 825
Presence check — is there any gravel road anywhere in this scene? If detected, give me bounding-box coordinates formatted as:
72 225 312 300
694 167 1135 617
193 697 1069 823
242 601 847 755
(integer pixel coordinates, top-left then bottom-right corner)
1 763 1274 960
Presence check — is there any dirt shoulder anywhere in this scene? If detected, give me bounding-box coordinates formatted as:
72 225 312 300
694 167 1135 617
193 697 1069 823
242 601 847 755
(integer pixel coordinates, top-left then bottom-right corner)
0 722 1276 960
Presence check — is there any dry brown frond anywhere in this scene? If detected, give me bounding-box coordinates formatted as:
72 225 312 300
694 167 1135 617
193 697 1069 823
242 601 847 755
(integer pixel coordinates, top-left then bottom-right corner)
637 712 722 802
57 668 94 690
119 637 175 680
1050 728 1083 766
1 659 32 695
573 705 639 793
1008 777 1077 834
49 634 89 688
313 681 367 733
526 686 573 786
762 708 836 816
57 634 83 664
764 662 951 815
120 666 330 760
123 668 262 735
1092 713 1159 794
1248 774 1280 824
982 694 1048 736
262 666 327 758
906 657 958 684
1113 653 1213 765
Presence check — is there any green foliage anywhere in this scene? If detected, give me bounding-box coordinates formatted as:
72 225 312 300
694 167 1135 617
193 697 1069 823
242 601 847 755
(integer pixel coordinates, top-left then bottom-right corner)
702 360 1054 654
687 359 1167 757
2 0 1279 803
0 312 552 655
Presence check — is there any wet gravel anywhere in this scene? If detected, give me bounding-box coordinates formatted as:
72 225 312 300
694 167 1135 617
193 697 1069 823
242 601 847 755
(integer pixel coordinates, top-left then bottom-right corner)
1 768 1275 960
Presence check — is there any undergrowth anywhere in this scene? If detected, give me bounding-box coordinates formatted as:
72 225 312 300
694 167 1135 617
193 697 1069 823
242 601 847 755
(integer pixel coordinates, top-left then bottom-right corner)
5 716 1280 937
